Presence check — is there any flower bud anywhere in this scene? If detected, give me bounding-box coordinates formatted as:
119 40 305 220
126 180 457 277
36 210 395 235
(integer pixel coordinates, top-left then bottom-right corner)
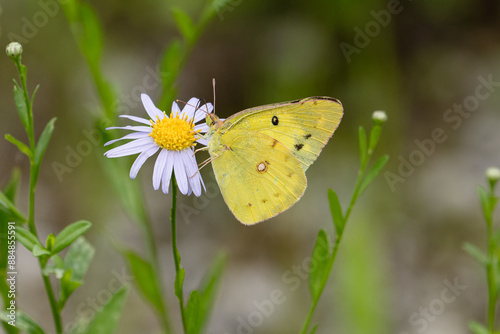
486 167 500 188
6 42 23 60
372 110 387 125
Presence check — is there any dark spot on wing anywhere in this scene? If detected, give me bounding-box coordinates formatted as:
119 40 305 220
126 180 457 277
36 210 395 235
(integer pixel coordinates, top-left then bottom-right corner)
274 193 280 197
271 139 278 148
295 143 304 151
248 203 252 207
304 134 312 139
313 100 318 105
262 199 267 204
272 116 279 126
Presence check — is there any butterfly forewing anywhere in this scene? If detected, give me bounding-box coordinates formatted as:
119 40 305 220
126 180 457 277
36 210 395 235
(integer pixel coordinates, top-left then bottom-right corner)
223 97 343 171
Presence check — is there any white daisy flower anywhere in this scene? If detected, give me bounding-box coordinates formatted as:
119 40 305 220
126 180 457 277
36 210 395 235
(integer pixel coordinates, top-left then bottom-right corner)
104 93 213 196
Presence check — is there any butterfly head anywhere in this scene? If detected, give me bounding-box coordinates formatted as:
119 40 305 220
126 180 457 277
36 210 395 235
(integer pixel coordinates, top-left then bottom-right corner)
206 113 223 130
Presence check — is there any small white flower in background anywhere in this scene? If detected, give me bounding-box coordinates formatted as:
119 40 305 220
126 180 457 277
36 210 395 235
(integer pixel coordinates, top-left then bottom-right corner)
104 94 213 196
486 167 500 186
372 110 387 125
6 42 23 59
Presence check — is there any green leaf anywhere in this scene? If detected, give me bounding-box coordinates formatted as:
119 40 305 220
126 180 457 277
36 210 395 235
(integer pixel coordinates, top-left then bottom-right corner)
42 254 66 279
308 325 318 334
32 244 51 257
30 84 40 110
172 8 197 43
0 311 45 334
13 84 29 132
328 189 344 236
358 126 367 165
368 124 382 153
125 251 164 313
59 237 95 308
35 117 57 167
308 229 331 300
186 290 202 334
84 285 129 334
198 252 227 331
45 233 55 252
59 269 82 309
3 168 21 201
5 134 32 159
78 3 103 66
463 242 488 265
469 321 490 334
64 237 95 282
359 154 389 195
52 220 92 254
160 39 182 81
175 267 186 301
16 226 39 251
0 192 25 222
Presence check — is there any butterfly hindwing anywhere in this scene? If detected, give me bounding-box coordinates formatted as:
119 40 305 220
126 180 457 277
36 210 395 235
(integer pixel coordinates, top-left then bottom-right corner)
211 129 306 225
221 97 343 171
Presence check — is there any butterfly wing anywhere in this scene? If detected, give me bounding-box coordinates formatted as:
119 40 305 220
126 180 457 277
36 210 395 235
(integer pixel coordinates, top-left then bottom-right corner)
210 129 306 225
220 97 343 171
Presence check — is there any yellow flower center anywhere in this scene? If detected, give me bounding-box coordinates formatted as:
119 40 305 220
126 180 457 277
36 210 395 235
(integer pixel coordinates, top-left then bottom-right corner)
149 112 197 150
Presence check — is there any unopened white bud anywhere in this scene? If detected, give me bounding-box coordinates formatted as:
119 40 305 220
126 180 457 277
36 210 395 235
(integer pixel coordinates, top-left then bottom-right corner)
6 42 23 59
486 167 500 183
372 110 387 125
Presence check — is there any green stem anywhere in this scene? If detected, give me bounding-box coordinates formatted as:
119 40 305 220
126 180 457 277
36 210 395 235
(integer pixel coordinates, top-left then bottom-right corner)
14 59 37 236
14 60 63 334
170 177 187 333
41 274 62 334
486 189 496 332
300 139 376 334
139 206 173 333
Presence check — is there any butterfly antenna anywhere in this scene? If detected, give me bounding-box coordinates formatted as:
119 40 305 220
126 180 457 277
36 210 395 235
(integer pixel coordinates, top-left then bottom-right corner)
212 78 216 114
175 99 208 126
189 154 219 178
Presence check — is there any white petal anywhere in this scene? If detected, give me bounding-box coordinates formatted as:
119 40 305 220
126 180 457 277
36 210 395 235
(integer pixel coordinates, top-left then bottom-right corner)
196 138 209 146
181 149 203 197
104 137 156 157
187 151 204 196
194 123 209 133
119 114 151 125
152 149 168 190
141 94 163 120
161 151 175 194
173 152 189 195
194 103 213 123
181 97 201 119
171 101 181 117
129 146 160 179
104 132 149 146
107 125 152 132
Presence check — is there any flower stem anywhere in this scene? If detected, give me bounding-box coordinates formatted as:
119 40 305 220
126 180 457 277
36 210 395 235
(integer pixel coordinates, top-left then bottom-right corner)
139 207 174 334
300 158 369 334
485 187 496 332
300 124 382 334
170 177 187 333
14 60 63 334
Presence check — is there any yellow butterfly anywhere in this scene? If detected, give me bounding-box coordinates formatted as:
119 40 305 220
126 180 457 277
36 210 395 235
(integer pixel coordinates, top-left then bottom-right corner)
202 97 343 225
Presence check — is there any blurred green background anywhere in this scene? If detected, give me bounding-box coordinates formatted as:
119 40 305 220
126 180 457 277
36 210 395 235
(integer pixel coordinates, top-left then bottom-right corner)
1 0 500 333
